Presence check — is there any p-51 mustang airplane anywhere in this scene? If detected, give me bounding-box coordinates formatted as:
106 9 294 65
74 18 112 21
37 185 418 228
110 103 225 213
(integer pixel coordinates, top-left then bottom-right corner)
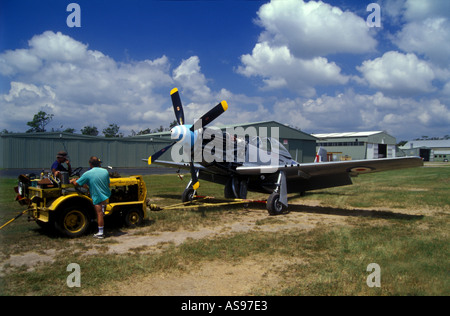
146 88 423 215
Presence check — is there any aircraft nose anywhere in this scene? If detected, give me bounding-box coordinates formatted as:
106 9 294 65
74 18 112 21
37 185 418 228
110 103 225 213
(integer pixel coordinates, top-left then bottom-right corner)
171 126 182 141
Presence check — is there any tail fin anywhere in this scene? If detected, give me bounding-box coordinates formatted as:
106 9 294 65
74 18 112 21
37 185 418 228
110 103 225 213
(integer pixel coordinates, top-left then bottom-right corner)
314 147 327 162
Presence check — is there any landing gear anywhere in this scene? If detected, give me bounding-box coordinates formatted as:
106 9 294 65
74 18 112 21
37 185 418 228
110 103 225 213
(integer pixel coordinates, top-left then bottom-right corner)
267 192 286 215
182 188 195 202
181 169 199 202
224 177 248 199
266 171 288 216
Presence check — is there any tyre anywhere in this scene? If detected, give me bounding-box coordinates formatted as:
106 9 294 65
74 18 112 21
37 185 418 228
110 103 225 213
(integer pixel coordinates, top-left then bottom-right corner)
123 208 143 228
224 178 248 199
224 178 236 199
266 193 286 216
55 205 91 238
182 188 195 202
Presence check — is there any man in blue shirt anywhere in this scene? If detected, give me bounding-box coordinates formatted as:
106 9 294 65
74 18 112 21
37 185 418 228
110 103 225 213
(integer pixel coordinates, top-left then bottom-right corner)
51 151 72 178
70 156 111 239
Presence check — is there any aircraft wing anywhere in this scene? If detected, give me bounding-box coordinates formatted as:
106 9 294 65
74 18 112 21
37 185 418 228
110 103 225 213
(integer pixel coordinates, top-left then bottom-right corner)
235 156 423 177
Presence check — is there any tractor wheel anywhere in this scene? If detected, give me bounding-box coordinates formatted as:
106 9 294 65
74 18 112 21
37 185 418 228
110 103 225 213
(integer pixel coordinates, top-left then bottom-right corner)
55 205 91 238
123 208 143 228
266 193 286 216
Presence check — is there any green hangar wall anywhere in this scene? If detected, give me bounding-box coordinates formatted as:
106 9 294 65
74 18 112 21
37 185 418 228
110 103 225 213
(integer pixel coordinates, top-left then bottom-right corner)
0 132 171 169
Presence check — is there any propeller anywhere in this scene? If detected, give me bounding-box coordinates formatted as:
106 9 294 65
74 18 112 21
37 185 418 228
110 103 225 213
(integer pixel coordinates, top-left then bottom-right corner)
148 88 228 191
147 142 176 165
171 88 185 125
190 100 228 131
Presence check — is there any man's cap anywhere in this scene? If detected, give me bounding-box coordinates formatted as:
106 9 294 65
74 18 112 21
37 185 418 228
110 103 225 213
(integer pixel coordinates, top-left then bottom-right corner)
56 151 68 158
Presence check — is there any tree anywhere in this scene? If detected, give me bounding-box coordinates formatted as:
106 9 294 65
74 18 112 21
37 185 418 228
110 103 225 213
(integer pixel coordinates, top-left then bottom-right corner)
63 128 76 133
102 123 123 138
81 125 99 136
169 120 178 129
135 128 151 135
26 111 54 133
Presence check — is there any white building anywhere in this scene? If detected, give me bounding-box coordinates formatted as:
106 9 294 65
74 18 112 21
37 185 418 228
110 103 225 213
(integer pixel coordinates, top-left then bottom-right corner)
400 139 450 162
312 131 397 161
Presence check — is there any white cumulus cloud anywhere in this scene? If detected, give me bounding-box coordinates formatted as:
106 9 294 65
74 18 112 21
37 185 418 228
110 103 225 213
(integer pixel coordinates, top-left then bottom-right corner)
237 0 375 97
0 31 176 134
256 0 377 58
357 51 436 95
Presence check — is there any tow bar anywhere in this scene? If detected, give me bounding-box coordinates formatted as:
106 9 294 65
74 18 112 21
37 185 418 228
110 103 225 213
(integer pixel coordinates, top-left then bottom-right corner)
149 196 267 211
0 210 28 230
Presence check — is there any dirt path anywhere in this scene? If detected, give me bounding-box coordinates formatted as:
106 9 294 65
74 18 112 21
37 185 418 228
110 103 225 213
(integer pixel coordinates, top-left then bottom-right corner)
1 201 427 294
88 205 334 296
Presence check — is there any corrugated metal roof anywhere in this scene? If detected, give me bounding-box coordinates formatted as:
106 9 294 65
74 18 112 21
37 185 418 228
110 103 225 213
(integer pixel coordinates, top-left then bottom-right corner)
400 139 450 149
312 131 384 138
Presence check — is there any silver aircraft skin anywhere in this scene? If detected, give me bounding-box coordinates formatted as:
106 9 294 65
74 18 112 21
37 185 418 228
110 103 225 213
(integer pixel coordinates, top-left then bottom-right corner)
147 88 423 215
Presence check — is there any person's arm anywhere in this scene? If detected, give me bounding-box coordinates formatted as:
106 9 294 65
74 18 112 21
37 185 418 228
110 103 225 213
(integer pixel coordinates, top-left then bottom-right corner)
51 161 59 176
65 159 72 174
70 172 88 188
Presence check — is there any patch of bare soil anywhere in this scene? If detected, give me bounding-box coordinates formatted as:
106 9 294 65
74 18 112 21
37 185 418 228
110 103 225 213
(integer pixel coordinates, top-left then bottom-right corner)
82 204 355 296
102 256 288 296
0 249 56 276
85 206 346 257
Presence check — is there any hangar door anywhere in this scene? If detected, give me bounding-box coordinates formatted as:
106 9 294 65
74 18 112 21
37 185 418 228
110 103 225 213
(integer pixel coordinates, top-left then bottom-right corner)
366 143 395 159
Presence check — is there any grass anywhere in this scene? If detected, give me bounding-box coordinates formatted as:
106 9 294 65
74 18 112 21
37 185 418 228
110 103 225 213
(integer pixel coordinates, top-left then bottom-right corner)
1 164 449 296
299 164 450 210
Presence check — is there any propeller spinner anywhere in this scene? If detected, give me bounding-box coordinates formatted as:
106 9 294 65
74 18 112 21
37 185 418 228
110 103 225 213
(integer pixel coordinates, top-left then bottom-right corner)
148 88 228 190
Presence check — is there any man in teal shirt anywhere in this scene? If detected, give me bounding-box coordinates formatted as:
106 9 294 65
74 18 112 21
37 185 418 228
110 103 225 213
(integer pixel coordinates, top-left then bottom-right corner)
70 157 111 239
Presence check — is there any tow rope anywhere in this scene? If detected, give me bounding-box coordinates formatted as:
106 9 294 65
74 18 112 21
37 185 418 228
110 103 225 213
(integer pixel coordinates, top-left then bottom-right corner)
149 196 267 211
0 210 28 230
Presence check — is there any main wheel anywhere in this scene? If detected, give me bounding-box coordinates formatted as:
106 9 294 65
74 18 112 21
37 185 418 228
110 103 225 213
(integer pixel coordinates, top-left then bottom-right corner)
55 205 91 237
266 193 286 216
224 178 248 199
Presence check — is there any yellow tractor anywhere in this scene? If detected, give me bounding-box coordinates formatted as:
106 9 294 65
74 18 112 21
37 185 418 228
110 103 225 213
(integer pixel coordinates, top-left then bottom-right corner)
15 171 148 238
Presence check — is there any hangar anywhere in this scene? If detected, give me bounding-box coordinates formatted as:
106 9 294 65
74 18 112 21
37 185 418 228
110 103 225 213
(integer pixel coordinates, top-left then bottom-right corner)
312 131 397 161
219 121 317 163
400 139 450 162
0 121 317 169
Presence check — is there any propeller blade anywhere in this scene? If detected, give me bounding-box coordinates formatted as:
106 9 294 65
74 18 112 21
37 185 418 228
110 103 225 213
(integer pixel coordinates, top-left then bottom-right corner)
190 100 228 131
148 142 176 165
170 88 185 125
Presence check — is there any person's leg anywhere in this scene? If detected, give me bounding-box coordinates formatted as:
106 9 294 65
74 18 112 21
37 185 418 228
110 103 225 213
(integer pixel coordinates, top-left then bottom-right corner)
95 204 104 226
93 204 104 238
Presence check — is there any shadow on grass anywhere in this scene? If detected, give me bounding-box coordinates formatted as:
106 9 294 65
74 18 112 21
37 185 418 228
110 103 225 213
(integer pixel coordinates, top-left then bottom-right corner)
154 194 424 221
288 203 424 221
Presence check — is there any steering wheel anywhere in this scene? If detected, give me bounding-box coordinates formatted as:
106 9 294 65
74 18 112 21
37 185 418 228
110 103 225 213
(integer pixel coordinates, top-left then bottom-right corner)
74 185 89 196
71 167 83 177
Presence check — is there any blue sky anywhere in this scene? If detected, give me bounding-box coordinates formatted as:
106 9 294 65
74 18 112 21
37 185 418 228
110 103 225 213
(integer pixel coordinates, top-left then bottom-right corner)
1 0 449 140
